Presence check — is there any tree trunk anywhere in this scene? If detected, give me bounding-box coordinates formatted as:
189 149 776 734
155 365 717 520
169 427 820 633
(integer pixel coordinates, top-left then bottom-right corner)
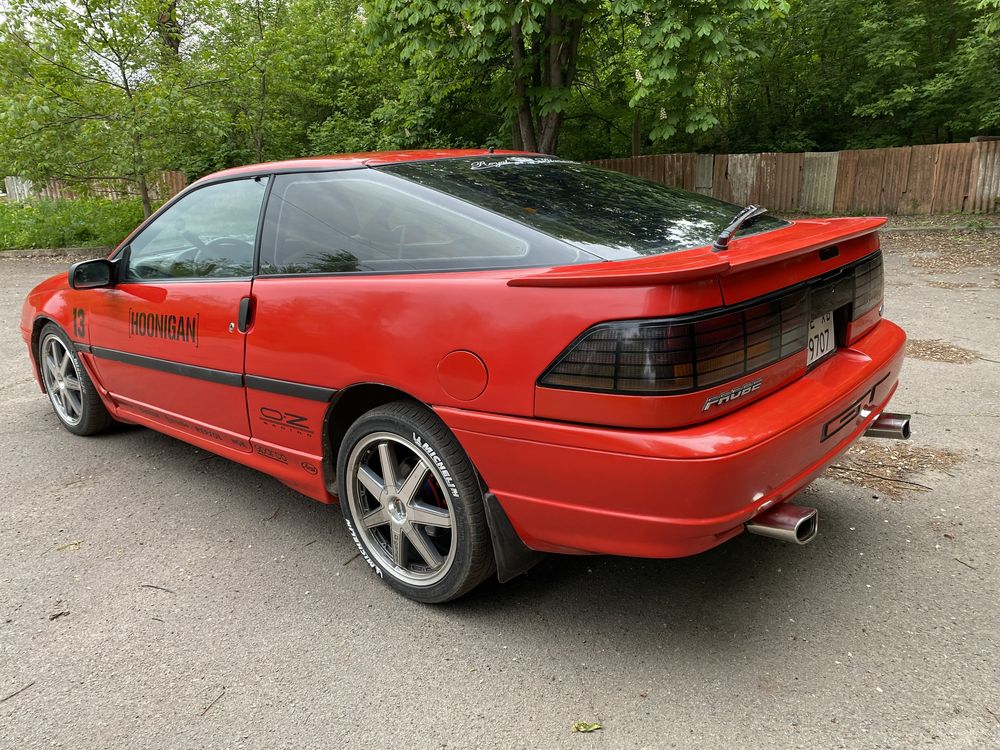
632 110 642 157
510 21 538 152
157 1 181 55
137 173 152 218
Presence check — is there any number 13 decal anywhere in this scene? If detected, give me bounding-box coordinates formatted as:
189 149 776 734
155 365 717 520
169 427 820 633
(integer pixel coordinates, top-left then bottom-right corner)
72 308 85 338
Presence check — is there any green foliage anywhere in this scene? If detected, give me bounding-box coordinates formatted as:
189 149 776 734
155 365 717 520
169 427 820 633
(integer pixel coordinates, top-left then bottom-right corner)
0 198 145 249
0 0 998 216
364 0 790 153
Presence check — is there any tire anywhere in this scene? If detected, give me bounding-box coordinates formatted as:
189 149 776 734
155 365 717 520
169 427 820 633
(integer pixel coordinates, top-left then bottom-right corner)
37 323 113 436
337 400 494 603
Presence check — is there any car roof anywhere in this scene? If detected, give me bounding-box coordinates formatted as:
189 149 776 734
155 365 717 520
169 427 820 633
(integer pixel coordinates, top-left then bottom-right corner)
199 149 534 183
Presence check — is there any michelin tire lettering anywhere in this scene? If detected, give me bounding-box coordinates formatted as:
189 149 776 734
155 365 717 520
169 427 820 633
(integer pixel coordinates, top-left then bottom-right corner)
412 432 459 498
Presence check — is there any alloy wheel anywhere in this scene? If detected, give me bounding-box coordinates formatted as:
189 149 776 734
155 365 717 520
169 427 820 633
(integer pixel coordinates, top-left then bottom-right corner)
40 334 84 427
345 432 457 587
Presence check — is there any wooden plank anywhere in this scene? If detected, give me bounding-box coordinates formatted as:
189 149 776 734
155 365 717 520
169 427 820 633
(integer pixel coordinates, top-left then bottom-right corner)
931 142 976 213
879 147 910 215
900 145 936 214
833 150 860 214
800 152 838 214
969 141 1000 213
758 152 803 212
852 148 889 214
727 153 760 206
694 154 714 195
712 154 732 203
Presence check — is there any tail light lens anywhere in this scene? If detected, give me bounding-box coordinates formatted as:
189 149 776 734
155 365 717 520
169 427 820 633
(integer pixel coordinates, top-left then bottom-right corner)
540 290 809 395
851 252 883 319
540 251 883 396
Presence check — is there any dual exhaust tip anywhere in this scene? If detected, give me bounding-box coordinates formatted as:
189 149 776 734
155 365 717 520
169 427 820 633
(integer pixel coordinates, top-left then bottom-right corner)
863 411 911 440
746 503 819 545
745 412 911 545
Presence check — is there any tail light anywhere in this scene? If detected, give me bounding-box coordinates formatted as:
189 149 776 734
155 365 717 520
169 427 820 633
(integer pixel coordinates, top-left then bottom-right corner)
850 252 883 319
540 251 883 396
540 290 808 395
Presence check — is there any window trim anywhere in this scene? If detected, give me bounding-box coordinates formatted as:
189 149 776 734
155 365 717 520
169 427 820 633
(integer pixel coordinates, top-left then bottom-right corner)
255 168 592 278
111 174 273 284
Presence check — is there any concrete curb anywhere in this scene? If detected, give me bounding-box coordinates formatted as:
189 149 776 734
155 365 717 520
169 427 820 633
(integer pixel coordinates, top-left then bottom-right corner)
882 225 1000 234
0 246 110 259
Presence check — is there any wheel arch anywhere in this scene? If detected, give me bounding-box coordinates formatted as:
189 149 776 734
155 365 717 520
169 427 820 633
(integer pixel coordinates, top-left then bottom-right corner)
322 382 422 491
322 382 542 584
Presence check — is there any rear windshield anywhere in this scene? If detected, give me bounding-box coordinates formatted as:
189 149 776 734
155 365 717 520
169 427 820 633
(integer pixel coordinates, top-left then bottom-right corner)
382 156 788 259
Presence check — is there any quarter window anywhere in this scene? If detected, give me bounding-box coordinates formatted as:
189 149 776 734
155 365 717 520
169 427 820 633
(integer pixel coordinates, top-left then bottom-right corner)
259 170 590 274
125 177 268 280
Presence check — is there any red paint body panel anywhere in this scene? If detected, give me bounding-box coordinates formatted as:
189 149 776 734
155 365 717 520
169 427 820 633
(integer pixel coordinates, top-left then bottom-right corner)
534 352 807 429
86 281 253 439
20 152 908 564
438 320 905 556
243 273 724 419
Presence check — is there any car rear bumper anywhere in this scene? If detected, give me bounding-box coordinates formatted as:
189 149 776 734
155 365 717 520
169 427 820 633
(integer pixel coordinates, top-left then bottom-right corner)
435 319 907 558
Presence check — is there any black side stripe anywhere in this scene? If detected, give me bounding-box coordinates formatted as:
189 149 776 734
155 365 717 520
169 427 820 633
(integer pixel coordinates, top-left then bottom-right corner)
244 375 336 402
77 344 336 402
89 346 244 387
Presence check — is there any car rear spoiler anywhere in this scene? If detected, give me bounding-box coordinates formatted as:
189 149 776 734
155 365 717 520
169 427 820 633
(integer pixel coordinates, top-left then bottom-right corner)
507 217 887 288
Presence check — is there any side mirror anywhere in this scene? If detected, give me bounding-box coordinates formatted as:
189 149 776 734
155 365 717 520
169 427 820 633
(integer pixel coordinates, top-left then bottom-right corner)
69 258 115 290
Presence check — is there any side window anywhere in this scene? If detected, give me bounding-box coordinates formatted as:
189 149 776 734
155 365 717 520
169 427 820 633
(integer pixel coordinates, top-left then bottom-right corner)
125 177 268 280
259 172 532 275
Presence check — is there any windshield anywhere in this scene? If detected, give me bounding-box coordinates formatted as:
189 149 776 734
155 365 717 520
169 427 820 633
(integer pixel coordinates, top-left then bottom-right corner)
381 156 789 260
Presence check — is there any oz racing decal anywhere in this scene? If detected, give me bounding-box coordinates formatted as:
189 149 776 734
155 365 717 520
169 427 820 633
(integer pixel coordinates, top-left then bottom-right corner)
258 407 313 436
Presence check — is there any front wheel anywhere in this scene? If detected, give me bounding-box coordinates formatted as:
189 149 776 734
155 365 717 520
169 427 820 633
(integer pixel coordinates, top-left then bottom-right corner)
37 323 113 436
337 401 494 603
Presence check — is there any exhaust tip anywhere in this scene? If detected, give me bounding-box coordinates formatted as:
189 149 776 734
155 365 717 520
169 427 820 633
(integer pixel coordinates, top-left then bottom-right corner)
746 503 819 545
864 412 911 440
795 511 818 544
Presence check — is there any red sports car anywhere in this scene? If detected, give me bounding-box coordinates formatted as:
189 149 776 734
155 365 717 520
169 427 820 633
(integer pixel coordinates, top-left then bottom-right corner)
20 150 910 602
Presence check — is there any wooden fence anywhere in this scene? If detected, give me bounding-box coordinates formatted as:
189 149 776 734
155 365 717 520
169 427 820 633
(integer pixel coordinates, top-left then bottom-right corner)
3 171 188 202
592 141 1000 215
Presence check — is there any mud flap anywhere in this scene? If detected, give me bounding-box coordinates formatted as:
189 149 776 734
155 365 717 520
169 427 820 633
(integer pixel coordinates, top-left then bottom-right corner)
484 492 544 583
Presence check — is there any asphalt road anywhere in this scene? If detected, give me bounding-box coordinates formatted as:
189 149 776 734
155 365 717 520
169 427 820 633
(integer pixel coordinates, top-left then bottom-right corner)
1 236 998 750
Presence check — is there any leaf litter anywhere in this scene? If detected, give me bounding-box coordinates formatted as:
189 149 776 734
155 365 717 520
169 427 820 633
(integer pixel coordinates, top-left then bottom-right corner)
825 438 962 499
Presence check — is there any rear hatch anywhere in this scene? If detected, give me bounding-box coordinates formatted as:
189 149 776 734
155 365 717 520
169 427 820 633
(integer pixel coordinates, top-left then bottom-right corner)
523 218 886 429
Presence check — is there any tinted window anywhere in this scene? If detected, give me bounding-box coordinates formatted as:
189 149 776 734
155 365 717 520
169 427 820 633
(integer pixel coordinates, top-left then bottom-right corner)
382 156 788 259
125 177 267 280
259 170 592 275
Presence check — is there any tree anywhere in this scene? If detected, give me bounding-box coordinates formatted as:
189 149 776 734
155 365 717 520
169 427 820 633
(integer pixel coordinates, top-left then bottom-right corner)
364 0 790 154
0 0 219 216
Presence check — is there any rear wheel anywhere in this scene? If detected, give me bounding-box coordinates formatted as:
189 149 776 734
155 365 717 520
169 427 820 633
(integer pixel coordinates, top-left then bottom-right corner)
38 323 112 436
337 401 493 603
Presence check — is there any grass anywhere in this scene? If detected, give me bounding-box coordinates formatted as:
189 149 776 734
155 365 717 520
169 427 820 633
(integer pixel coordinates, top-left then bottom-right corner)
0 197 146 250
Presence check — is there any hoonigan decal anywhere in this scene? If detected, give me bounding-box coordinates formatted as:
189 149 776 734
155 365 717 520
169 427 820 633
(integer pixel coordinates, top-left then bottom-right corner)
129 309 199 345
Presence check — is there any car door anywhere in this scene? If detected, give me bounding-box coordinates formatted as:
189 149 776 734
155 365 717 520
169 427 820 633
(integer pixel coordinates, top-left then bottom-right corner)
84 176 269 452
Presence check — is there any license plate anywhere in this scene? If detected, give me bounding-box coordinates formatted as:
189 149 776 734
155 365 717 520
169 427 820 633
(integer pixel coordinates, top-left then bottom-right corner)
806 312 835 366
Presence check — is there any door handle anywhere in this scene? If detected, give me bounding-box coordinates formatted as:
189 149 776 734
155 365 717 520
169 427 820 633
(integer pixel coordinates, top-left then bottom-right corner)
237 296 254 334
